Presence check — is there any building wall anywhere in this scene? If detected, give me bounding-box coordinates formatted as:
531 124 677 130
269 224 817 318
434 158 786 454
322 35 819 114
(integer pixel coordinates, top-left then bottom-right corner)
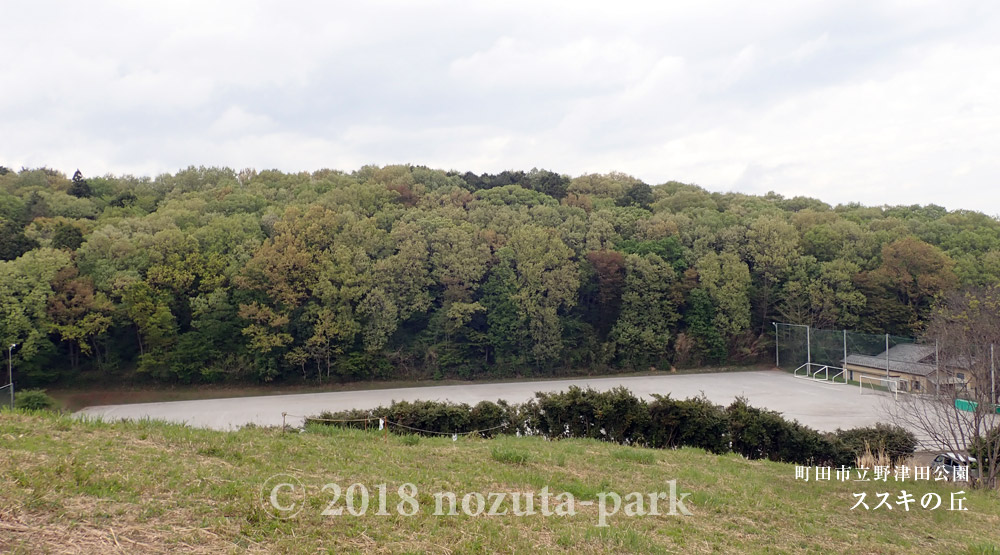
845 363 982 395
845 364 931 393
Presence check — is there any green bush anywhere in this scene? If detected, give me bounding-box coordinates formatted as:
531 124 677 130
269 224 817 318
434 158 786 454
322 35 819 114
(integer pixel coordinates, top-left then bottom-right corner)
14 389 58 411
530 386 649 444
309 388 899 467
833 423 918 465
469 400 524 438
383 400 473 435
647 394 729 454
726 397 841 465
311 408 377 430
313 399 523 438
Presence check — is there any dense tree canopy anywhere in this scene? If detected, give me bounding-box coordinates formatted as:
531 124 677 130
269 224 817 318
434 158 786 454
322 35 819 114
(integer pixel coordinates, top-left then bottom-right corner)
1 164 998 386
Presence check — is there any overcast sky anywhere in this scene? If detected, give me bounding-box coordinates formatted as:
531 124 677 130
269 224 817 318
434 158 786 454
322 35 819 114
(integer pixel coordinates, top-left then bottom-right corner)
2 1 998 213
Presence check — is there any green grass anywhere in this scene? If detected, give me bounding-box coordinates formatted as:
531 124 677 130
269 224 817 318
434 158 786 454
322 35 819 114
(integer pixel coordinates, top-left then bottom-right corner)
490 445 532 465
2 409 1000 553
398 433 421 446
611 448 657 465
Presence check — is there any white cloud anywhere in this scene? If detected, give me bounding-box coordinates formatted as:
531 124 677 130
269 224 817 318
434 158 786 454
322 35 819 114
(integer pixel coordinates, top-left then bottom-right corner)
208 107 274 137
0 0 998 213
450 37 657 93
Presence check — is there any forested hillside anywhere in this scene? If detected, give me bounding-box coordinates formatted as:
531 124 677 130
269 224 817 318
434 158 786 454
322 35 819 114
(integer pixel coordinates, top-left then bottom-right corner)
1 164 997 386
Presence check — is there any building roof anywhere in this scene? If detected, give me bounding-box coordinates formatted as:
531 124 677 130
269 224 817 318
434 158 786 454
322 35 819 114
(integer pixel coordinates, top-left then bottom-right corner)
884 343 936 363
928 375 966 385
845 343 939 377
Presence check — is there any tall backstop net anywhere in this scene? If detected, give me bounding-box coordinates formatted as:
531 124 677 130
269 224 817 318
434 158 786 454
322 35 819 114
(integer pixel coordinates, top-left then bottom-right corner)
774 323 934 392
774 324 849 374
775 323 809 372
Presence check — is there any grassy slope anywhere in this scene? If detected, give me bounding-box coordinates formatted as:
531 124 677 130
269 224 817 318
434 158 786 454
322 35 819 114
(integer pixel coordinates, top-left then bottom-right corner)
1 411 999 554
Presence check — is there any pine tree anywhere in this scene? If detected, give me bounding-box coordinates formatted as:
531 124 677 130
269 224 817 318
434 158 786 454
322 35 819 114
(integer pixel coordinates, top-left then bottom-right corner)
69 170 92 198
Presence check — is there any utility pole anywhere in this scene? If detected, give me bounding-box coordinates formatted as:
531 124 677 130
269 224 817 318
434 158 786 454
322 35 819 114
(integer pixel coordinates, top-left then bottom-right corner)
991 343 995 406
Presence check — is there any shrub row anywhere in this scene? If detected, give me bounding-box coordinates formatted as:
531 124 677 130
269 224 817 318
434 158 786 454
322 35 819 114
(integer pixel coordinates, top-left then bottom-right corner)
313 399 522 439
310 386 917 466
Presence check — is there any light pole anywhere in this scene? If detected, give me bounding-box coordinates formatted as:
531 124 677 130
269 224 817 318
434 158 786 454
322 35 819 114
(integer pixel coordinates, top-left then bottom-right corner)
7 343 14 409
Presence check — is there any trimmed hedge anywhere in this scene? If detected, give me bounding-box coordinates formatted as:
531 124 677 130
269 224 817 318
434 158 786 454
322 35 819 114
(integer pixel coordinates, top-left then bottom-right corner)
727 397 841 464
314 400 524 439
310 387 917 466
832 423 919 465
647 394 729 454
529 387 649 444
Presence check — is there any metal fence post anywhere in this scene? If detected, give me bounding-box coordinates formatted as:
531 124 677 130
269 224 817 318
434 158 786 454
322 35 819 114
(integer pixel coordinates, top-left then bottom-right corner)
935 340 940 397
885 334 890 379
774 322 779 368
7 344 13 409
842 330 847 374
806 326 811 375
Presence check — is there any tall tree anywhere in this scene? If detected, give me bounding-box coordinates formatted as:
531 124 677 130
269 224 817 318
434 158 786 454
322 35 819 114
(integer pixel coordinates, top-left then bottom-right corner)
610 254 679 367
68 170 92 198
0 248 72 368
480 255 523 365
696 251 751 339
47 265 112 369
0 220 38 260
744 216 800 333
508 227 579 364
858 237 957 334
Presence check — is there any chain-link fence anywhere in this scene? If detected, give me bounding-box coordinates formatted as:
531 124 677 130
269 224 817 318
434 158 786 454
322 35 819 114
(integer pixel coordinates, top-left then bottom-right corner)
774 323 943 392
774 324 856 373
774 323 809 371
0 384 12 410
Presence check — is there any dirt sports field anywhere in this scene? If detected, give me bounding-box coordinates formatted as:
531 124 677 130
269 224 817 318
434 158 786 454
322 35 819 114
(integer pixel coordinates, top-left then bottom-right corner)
79 369 896 433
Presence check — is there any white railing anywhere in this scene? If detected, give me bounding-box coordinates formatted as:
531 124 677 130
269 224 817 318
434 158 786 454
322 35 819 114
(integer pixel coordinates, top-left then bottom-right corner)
793 363 811 378
793 362 847 384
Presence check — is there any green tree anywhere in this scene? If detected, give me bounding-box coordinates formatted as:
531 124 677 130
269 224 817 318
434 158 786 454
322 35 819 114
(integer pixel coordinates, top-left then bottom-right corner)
0 249 73 381
480 256 523 365
0 219 38 260
51 222 84 251
120 279 177 376
857 237 957 334
744 216 800 333
68 170 92 198
695 251 751 339
684 288 726 364
610 254 679 367
508 226 580 363
617 182 654 209
47 265 112 369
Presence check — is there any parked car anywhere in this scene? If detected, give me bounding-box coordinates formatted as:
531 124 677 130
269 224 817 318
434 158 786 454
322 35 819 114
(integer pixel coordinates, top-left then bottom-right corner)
930 452 980 481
